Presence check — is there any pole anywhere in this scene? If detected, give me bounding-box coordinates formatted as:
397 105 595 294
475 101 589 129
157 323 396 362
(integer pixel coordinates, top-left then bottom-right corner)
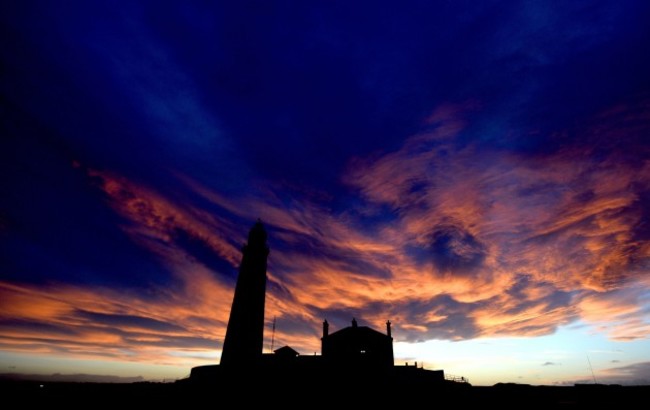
270 316 276 353
587 354 598 384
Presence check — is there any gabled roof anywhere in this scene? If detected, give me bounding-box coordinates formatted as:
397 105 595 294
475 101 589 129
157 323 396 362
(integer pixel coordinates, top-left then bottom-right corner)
274 345 299 357
326 325 388 340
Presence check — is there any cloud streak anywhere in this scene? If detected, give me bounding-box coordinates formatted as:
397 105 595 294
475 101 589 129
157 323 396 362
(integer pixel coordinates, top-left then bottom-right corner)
343 101 650 338
3 98 649 370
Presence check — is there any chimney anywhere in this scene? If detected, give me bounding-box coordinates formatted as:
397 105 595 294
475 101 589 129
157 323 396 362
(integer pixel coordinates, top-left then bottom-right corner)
323 319 329 338
352 318 358 328
386 320 392 338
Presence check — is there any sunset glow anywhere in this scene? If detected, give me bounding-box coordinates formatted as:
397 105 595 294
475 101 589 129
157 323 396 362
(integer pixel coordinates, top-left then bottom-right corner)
2 1 649 385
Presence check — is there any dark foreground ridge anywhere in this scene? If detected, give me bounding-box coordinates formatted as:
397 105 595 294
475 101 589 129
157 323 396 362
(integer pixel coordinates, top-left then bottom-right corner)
2 380 649 407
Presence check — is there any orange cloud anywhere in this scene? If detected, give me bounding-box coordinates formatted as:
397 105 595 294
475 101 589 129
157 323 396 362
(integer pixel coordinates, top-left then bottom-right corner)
2 100 648 370
341 99 650 341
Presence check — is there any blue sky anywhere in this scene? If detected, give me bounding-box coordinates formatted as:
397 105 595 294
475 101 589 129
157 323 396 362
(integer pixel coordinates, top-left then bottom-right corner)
1 1 649 385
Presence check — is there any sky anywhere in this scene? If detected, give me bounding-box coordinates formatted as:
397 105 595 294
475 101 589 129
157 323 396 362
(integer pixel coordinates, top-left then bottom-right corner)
1 1 649 386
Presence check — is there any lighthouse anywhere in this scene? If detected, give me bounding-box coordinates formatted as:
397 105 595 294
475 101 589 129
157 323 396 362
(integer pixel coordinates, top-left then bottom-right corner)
220 220 269 366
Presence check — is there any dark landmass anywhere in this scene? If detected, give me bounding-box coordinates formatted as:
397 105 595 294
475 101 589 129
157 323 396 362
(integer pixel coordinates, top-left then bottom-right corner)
1 379 648 407
0 372 145 383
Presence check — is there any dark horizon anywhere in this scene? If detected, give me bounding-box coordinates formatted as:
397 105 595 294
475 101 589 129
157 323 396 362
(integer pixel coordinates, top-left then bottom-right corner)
1 377 649 409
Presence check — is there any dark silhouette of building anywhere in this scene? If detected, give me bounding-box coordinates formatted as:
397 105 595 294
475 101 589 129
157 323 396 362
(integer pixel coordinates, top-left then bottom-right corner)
321 318 394 369
272 345 299 359
188 220 461 387
219 220 269 367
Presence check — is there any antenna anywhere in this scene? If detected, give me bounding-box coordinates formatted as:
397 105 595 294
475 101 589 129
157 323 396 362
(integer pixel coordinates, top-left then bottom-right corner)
270 316 276 353
587 354 598 384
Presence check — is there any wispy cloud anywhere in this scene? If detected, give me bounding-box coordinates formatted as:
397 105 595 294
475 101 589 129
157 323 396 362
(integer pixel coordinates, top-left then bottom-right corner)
571 361 650 386
341 100 650 340
1 100 648 369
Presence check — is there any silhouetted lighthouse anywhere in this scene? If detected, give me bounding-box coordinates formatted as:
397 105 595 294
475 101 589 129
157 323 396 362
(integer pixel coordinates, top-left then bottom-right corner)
189 221 455 386
220 220 269 366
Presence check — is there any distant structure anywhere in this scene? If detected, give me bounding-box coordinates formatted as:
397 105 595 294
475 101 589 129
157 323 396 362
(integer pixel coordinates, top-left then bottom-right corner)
188 221 466 387
219 220 269 367
321 318 394 369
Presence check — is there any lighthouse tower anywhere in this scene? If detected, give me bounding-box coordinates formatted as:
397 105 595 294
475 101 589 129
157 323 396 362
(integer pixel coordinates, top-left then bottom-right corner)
220 220 269 366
